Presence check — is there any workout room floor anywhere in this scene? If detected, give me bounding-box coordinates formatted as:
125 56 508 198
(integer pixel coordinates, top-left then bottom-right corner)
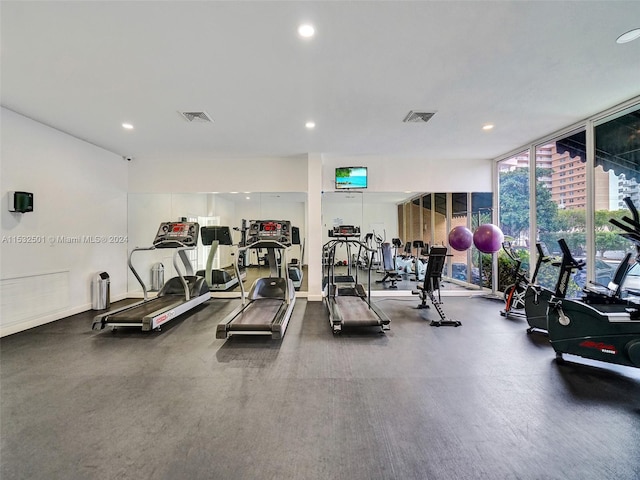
1 296 639 480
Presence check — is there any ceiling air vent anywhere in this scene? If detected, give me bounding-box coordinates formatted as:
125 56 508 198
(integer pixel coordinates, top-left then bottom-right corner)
403 111 435 123
179 111 213 123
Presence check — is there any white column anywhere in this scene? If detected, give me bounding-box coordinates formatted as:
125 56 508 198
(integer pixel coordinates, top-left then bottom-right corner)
306 153 323 301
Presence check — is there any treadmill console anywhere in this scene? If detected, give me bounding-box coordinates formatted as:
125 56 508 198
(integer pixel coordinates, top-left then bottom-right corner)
247 220 292 246
329 225 360 238
153 222 199 248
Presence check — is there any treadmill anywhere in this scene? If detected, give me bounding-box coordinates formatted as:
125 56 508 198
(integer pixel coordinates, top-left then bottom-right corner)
323 225 391 334
216 220 296 340
92 221 210 332
196 226 246 291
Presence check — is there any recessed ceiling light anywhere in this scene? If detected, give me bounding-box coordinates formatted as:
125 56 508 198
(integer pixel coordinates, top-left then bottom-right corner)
616 28 640 44
482 124 494 131
305 121 316 129
246 196 251 200
122 123 134 130
298 24 315 38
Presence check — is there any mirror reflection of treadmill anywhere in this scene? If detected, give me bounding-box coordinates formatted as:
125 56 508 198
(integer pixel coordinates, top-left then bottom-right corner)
287 226 304 291
196 226 247 291
92 221 211 332
216 220 296 340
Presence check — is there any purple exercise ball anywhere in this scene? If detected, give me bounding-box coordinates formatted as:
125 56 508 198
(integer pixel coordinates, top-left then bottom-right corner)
448 226 473 252
473 224 504 254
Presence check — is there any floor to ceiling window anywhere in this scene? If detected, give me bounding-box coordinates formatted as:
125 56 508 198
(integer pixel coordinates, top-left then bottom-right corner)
594 105 640 291
497 151 530 291
494 98 639 298
535 131 586 297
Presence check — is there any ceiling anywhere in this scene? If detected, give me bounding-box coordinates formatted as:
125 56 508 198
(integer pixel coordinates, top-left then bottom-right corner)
2 1 640 164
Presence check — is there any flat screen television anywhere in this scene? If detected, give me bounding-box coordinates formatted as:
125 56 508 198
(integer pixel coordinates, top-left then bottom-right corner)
335 166 368 190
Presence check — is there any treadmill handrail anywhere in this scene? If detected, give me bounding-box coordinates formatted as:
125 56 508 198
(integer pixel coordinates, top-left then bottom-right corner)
238 239 291 252
232 241 292 307
129 246 157 301
129 240 197 303
174 245 197 301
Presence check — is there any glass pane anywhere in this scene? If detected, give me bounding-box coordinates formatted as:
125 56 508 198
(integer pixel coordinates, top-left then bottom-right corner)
450 193 469 282
498 152 530 292
536 133 586 298
410 197 422 248
595 106 640 292
434 193 447 248
421 194 432 248
472 192 494 288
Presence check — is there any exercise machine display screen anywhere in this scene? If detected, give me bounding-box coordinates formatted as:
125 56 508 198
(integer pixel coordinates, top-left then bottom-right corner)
153 222 199 248
247 220 292 246
329 225 360 237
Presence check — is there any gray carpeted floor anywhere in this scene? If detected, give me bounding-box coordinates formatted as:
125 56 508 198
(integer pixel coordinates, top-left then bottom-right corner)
1 296 639 480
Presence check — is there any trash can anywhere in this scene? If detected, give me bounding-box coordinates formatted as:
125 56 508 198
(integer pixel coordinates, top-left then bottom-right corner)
151 262 164 291
91 272 110 310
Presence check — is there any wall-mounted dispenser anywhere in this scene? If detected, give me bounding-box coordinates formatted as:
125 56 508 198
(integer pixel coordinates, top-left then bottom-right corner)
8 191 34 213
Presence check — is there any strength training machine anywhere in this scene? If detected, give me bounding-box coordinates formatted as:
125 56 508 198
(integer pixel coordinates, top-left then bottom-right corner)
414 246 461 327
376 239 402 289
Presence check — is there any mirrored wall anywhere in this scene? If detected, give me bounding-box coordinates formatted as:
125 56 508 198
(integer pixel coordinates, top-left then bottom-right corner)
127 192 307 295
321 191 492 292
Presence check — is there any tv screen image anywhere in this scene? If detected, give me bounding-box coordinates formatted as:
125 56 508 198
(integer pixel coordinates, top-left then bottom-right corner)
335 167 367 189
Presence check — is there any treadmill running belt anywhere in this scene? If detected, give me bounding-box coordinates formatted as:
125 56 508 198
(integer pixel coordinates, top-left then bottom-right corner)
335 296 382 326
108 296 183 322
230 299 283 330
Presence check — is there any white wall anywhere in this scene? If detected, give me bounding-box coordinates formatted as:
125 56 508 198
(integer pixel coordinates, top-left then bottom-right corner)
128 155 308 193
0 108 128 336
127 194 194 293
322 156 492 192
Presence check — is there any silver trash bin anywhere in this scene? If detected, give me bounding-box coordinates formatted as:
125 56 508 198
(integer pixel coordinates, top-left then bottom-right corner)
91 272 110 310
151 262 164 291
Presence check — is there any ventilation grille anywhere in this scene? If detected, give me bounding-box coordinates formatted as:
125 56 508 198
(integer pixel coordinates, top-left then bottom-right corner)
403 111 435 123
179 111 213 123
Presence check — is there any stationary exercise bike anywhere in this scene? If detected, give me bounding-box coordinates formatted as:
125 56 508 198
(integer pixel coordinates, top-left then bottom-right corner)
580 196 640 305
547 238 640 368
523 242 574 334
500 242 530 319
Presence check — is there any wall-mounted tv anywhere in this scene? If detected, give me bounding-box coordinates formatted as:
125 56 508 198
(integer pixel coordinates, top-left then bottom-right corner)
335 167 368 190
